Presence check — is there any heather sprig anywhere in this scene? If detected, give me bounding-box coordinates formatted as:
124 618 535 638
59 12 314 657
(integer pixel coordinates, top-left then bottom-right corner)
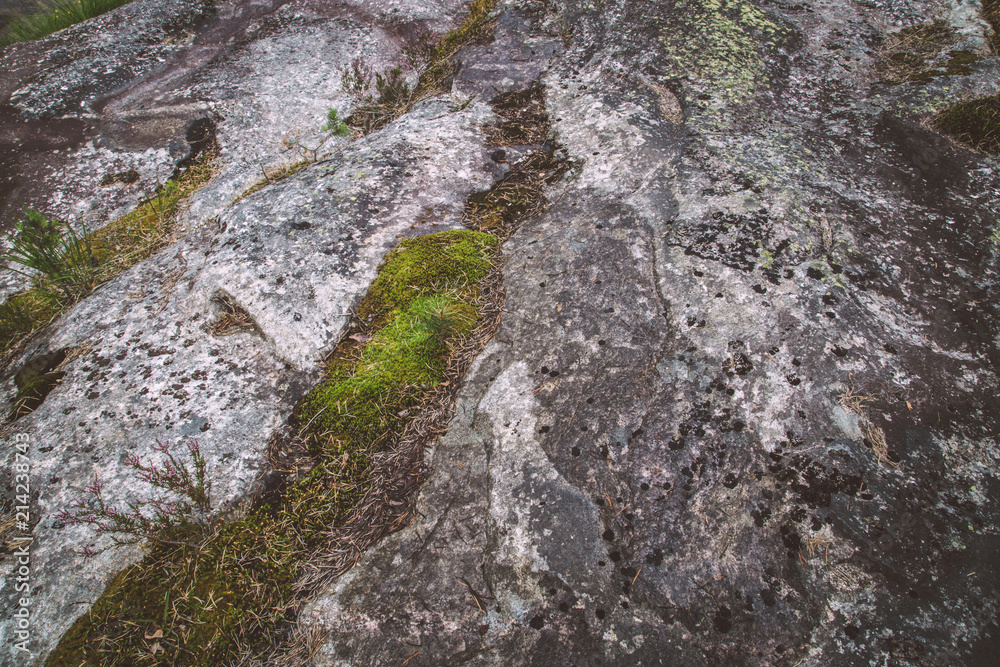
58 439 213 555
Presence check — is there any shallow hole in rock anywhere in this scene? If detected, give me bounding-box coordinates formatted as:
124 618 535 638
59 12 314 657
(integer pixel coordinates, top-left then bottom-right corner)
8 348 68 420
208 291 262 337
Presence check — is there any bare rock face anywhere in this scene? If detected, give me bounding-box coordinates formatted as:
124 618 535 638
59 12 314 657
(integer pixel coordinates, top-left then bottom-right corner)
301 1 1000 666
1 0 999 665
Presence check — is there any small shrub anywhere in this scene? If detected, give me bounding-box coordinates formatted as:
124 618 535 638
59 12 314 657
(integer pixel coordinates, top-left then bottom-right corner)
0 148 215 356
342 63 414 134
322 107 351 136
402 25 439 71
340 57 375 101
57 440 212 552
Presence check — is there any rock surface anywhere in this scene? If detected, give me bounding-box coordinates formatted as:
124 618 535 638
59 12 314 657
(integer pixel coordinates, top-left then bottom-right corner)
1 0 999 665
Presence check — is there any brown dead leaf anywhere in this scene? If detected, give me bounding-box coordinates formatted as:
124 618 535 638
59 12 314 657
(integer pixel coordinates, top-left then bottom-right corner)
144 629 163 640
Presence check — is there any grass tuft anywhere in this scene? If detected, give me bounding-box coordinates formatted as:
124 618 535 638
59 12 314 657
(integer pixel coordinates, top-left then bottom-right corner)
0 0 134 47
0 149 217 361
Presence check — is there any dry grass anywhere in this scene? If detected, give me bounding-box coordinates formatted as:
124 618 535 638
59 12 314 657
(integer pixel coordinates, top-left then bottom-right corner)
464 88 570 238
207 292 259 336
862 419 895 467
235 160 311 203
344 0 500 135
876 20 959 84
838 379 897 467
805 534 833 561
837 381 876 415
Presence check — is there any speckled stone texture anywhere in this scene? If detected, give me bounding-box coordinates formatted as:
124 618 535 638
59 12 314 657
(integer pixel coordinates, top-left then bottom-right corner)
301 1 1000 665
1 0 999 664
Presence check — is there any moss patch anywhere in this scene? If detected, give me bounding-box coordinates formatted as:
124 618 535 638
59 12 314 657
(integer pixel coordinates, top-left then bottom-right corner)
984 0 1000 53
877 20 983 84
932 94 1000 157
297 231 497 451
48 230 497 665
0 149 216 361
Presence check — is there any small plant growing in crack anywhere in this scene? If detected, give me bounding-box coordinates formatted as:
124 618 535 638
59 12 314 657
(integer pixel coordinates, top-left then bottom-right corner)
322 107 351 136
2 208 97 302
57 440 212 555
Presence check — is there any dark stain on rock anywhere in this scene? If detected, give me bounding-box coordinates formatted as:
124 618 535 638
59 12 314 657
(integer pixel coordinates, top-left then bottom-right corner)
7 348 67 420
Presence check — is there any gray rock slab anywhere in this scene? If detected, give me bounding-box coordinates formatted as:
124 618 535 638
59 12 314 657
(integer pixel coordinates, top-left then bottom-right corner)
0 95 498 663
301 2 1000 665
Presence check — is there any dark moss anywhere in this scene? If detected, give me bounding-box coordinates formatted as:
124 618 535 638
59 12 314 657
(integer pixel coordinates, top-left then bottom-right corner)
984 0 1000 53
932 94 1000 157
464 152 571 235
877 21 984 84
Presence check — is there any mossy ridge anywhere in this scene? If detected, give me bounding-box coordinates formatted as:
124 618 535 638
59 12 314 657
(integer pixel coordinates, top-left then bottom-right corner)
345 0 499 134
932 94 1000 157
47 230 497 665
0 150 217 364
297 231 497 452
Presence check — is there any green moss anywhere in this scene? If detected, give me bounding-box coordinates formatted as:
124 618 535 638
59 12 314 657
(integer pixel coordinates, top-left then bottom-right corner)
48 230 496 665
932 94 1000 157
355 230 497 329
297 231 495 452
